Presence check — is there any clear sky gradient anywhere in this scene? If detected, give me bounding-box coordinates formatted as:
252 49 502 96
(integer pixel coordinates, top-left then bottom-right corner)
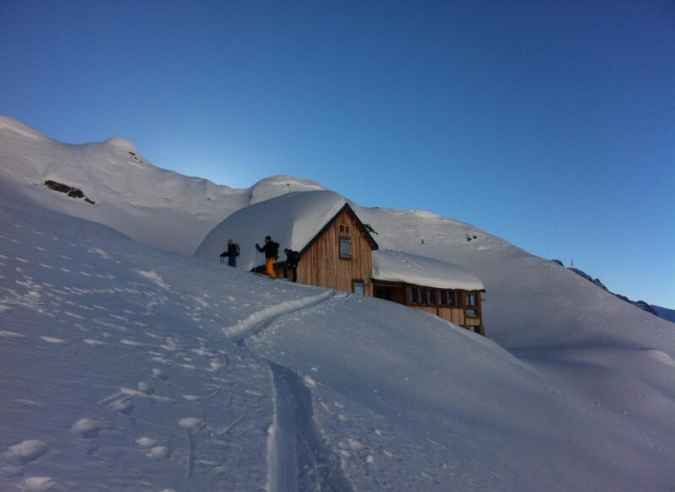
2 1 674 308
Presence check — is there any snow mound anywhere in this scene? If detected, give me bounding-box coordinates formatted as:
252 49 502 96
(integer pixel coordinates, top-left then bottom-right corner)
248 175 326 204
195 190 348 270
104 136 136 150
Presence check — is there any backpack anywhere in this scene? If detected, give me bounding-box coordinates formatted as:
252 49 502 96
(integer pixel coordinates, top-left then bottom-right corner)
233 243 240 257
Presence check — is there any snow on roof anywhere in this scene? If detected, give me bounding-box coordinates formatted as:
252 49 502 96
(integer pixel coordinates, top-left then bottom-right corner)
372 249 485 291
195 190 351 270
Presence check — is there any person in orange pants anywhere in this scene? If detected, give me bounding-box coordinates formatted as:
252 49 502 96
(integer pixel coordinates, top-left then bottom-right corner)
255 236 280 278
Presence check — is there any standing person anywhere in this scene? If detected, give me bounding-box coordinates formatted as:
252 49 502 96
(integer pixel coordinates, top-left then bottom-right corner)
283 248 300 282
256 236 279 278
219 239 240 267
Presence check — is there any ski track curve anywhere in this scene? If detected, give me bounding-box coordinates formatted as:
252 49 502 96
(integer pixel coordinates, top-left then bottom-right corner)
222 290 337 343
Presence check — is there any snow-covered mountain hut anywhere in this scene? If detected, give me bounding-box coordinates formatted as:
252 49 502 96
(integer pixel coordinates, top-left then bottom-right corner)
196 190 486 334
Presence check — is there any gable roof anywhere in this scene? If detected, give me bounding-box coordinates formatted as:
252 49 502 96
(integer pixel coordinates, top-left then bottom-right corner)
299 201 378 255
372 249 485 291
195 190 377 271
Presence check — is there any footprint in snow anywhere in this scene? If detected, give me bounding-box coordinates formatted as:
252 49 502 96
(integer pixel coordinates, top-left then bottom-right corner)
82 339 106 346
178 417 203 431
39 337 67 345
23 476 57 492
70 419 110 438
135 437 158 448
152 368 168 380
110 399 134 415
4 440 49 464
0 330 25 338
146 446 171 459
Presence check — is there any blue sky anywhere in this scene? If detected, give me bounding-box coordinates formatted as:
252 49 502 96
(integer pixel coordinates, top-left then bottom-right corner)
1 1 674 308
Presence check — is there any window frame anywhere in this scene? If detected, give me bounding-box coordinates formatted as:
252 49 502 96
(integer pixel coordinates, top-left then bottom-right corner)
339 237 352 260
352 279 365 295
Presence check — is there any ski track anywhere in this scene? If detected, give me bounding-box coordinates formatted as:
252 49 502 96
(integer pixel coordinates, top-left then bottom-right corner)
221 289 355 491
223 290 338 342
268 361 355 492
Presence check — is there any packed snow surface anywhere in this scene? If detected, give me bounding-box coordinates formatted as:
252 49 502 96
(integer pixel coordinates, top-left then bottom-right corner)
372 248 484 290
2 118 675 491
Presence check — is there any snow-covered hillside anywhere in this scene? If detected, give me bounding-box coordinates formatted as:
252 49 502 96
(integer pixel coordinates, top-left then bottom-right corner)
2 177 674 492
2 118 675 491
0 116 324 255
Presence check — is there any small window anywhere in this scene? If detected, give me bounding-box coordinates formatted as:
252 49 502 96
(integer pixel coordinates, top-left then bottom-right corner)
407 287 416 305
446 290 457 306
339 224 351 235
339 238 352 259
353 280 364 295
427 289 435 306
466 308 478 318
466 293 477 307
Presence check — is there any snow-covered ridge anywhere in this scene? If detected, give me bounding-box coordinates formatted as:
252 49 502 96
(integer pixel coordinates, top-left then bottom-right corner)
0 116 325 255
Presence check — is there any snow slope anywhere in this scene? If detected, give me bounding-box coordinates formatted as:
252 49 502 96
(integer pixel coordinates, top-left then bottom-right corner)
3 117 675 490
0 116 324 255
2 181 675 492
353 206 675 435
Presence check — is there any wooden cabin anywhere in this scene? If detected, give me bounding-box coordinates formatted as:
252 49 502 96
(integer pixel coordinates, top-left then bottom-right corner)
197 190 486 335
269 203 378 295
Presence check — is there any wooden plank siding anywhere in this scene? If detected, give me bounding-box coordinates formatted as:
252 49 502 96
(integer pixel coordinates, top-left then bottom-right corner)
295 209 374 295
376 284 484 334
438 307 466 326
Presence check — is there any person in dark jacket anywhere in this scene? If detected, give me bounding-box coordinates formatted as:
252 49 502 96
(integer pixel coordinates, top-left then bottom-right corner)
256 236 279 278
220 239 240 267
283 248 300 282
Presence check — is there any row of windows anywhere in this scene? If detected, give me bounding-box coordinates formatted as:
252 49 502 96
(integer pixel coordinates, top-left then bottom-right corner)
407 288 478 309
